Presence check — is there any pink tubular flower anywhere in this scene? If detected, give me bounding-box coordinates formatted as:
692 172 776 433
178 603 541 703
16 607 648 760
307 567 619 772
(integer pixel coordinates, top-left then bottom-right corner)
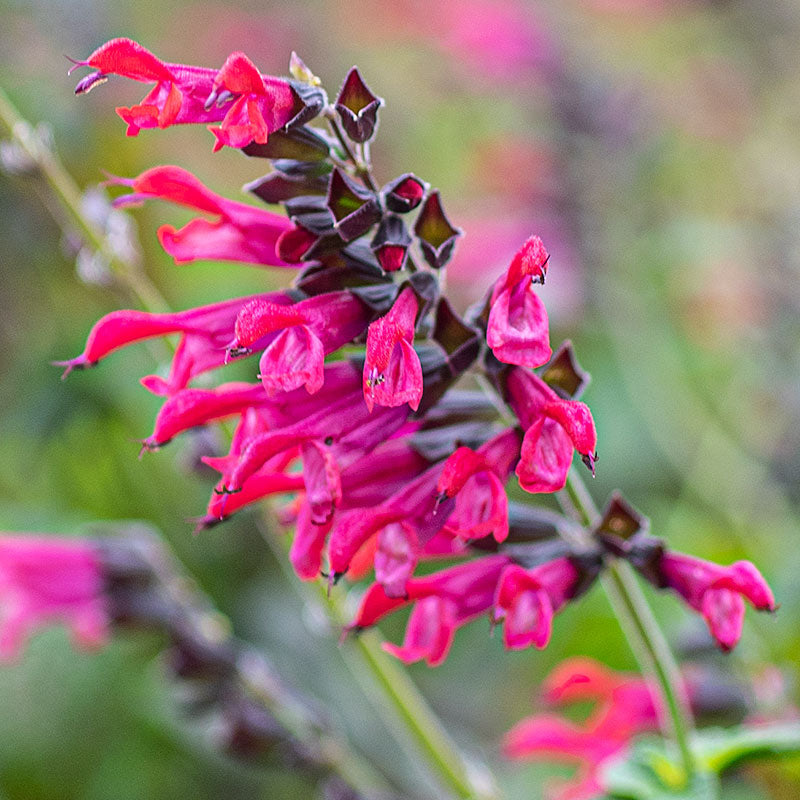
363 287 422 412
507 367 597 493
657 552 776 652
493 559 581 649
71 38 296 147
504 658 663 800
289 437 428 580
205 51 296 152
326 454 458 594
351 555 512 666
56 292 292 394
487 236 552 368
0 536 108 660
111 166 295 267
141 381 272 451
232 292 371 396
436 428 520 542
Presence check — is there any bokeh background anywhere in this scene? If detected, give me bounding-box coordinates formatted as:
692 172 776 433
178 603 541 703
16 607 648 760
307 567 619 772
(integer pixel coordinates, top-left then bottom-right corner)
1 0 799 797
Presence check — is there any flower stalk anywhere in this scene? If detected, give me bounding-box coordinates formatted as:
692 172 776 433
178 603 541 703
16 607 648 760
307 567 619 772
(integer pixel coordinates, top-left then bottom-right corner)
561 470 697 780
257 514 498 800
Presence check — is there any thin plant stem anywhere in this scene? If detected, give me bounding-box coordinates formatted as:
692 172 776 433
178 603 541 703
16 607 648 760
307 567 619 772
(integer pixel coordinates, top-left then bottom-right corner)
256 515 498 800
323 107 379 191
561 470 696 778
0 85 168 314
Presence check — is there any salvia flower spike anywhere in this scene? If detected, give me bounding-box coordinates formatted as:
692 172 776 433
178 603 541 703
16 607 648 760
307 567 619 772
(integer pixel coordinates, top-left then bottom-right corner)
61 39 776 697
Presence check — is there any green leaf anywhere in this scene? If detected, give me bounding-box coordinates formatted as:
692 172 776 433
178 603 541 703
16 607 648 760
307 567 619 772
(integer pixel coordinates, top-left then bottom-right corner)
693 723 800 774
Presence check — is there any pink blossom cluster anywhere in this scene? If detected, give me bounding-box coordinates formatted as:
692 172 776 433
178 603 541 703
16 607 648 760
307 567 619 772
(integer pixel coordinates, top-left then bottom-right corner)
49 38 776 671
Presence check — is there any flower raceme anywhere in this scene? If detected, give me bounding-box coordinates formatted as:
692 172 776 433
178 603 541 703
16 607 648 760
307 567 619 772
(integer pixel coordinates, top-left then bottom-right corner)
71 38 298 148
53 42 777 693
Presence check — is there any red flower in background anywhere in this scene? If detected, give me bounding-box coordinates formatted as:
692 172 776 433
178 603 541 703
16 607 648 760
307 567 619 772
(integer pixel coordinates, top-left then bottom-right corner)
504 658 663 800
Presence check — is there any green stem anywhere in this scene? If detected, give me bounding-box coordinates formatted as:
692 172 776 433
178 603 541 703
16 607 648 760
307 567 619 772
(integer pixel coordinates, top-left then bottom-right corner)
257 516 497 800
0 86 168 313
561 471 696 779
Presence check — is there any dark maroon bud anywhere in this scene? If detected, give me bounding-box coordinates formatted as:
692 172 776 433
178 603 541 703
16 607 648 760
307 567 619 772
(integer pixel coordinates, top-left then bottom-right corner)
594 492 649 545
326 168 381 242
241 127 330 161
285 82 326 129
276 224 318 263
540 340 591 400
371 215 411 272
334 67 383 143
413 190 462 269
245 172 328 204
382 173 426 213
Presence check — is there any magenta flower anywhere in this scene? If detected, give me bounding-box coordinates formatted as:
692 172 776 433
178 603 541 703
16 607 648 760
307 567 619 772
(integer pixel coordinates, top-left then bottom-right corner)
56 292 292 394
54 292 291 395
71 38 296 148
507 367 597 493
110 165 295 267
487 236 552 368
493 559 581 649
205 51 296 152
0 536 108 660
232 292 371 396
436 428 521 542
657 552 776 651
352 556 512 666
362 287 423 413
326 455 456 595
141 381 272 451
289 437 428 580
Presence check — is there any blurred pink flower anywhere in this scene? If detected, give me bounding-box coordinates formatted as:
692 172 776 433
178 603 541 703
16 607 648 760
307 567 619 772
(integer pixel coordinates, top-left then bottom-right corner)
0 536 108 660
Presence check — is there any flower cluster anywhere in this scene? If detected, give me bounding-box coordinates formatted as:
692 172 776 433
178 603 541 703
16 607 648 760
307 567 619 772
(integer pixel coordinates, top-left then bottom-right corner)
58 38 775 671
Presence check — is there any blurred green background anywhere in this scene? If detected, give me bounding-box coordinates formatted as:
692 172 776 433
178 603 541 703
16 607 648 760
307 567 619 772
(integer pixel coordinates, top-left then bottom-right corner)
1 0 799 797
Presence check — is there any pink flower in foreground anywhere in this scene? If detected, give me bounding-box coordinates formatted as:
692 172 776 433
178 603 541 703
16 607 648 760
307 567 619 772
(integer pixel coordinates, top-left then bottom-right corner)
55 292 292 394
0 536 108 660
71 38 296 147
232 292 371 396
657 552 776 652
487 236 551 368
504 658 663 800
111 166 295 267
363 287 422 412
289 437 428 580
436 428 521 542
205 51 296 152
352 556 511 666
493 559 581 649
507 367 597 493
